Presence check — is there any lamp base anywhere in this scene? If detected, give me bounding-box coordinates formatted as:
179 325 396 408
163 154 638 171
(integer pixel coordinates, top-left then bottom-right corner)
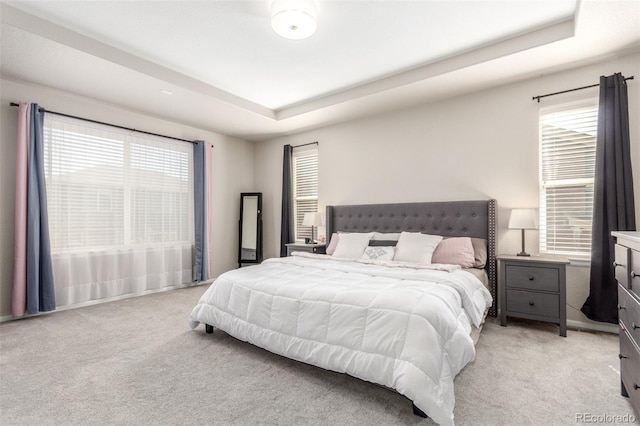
517 229 531 257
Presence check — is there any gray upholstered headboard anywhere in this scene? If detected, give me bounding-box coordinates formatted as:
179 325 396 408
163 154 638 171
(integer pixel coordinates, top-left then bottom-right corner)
326 199 497 316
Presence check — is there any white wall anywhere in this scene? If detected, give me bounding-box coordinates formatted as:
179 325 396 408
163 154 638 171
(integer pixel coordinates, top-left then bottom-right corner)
255 52 640 327
0 78 255 317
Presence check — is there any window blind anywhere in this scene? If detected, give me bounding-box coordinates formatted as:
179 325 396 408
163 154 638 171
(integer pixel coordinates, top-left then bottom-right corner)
43 114 194 252
539 103 597 256
293 146 319 241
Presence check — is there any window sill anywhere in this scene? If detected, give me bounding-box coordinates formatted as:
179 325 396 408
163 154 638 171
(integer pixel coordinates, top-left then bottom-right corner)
539 252 591 267
567 257 590 267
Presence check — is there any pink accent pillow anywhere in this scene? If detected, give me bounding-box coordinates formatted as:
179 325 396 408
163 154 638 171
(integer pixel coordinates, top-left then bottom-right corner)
326 233 339 255
432 237 476 268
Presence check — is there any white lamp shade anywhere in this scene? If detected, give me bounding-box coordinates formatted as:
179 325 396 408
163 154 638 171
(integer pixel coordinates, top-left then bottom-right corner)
271 0 317 40
303 212 323 227
508 209 538 230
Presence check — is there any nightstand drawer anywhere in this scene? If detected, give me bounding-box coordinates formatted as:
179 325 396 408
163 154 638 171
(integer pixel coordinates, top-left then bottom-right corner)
286 244 326 256
505 265 559 292
619 285 640 344
506 289 559 319
620 329 640 412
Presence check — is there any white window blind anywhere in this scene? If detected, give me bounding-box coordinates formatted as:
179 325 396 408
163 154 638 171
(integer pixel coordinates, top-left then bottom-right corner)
293 146 319 241
43 114 194 252
539 102 597 256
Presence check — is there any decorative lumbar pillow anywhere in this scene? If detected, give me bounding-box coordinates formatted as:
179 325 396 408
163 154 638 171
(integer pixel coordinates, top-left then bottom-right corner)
393 232 443 264
326 233 339 255
432 237 476 268
332 232 374 259
361 246 396 261
369 240 398 247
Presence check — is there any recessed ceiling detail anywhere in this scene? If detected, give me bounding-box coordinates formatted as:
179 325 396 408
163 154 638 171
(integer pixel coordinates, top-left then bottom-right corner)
1 1 638 141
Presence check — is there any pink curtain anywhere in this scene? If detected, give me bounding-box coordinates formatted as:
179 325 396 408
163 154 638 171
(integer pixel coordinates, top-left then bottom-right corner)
12 103 30 316
12 102 56 316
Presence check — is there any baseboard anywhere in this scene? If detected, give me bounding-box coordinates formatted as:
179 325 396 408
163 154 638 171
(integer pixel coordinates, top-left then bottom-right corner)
566 319 619 334
0 280 213 324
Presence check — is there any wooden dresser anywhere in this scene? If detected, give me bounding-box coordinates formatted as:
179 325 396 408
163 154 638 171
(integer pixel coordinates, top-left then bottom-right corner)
613 231 640 417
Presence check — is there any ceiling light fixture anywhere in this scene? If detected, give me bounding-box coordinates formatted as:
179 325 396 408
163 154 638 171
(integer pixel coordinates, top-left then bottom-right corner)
271 0 317 40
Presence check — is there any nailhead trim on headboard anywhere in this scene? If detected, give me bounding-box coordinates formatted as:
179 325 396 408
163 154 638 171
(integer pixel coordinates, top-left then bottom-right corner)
487 199 497 317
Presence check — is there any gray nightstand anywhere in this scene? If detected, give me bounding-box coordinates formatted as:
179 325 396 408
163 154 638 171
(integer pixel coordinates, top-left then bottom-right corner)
498 255 569 337
285 243 326 256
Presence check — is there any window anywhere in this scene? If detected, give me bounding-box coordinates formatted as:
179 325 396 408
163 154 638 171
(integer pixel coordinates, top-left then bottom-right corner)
44 115 194 252
42 114 195 308
292 146 319 241
539 101 597 256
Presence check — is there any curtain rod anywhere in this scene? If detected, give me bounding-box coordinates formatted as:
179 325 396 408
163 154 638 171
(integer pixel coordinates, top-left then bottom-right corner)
9 102 213 147
532 76 634 103
292 141 318 149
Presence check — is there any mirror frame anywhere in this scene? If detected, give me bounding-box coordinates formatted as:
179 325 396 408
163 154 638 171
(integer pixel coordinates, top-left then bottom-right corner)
238 192 263 267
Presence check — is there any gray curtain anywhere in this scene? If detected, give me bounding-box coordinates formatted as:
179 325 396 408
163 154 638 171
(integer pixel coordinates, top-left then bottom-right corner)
27 104 55 314
581 73 636 324
193 140 208 281
280 145 294 257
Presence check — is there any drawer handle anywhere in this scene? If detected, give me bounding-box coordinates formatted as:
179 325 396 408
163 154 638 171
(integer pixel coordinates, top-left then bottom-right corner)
619 354 628 359
634 323 639 330
618 304 626 311
635 384 640 391
632 271 638 279
528 301 535 306
613 261 622 268
528 276 535 281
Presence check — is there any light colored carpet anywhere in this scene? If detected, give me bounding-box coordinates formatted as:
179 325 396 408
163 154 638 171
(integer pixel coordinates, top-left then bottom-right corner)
0 285 637 426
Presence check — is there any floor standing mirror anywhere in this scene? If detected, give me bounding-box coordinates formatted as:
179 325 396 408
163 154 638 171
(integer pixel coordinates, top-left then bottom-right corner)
238 192 262 267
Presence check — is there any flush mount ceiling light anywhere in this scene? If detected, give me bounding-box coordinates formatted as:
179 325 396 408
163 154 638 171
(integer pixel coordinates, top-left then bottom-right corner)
271 0 317 40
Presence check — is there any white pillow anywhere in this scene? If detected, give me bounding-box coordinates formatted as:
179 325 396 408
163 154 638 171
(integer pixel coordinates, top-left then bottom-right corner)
361 246 396 261
332 232 374 259
393 232 443 264
326 233 339 255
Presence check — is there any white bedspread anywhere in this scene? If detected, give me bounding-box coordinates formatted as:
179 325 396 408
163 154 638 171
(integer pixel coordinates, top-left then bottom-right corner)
189 254 492 425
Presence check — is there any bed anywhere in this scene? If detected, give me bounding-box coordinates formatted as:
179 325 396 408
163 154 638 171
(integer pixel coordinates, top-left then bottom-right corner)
189 199 497 425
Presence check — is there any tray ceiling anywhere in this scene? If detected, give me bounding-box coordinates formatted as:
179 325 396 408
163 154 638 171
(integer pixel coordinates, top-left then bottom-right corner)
1 1 639 141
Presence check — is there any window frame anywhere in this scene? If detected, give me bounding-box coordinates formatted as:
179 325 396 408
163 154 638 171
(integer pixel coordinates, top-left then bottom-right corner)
538 99 598 257
292 145 319 242
43 114 195 254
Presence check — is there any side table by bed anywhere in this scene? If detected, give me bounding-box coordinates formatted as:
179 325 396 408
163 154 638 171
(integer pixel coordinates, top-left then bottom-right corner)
498 255 568 337
286 243 326 256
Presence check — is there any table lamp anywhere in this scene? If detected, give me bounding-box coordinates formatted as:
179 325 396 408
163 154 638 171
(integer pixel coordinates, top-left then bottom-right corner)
508 208 538 256
303 212 323 244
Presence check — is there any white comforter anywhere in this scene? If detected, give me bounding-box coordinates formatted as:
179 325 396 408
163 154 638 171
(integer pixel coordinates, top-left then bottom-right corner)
189 254 492 425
